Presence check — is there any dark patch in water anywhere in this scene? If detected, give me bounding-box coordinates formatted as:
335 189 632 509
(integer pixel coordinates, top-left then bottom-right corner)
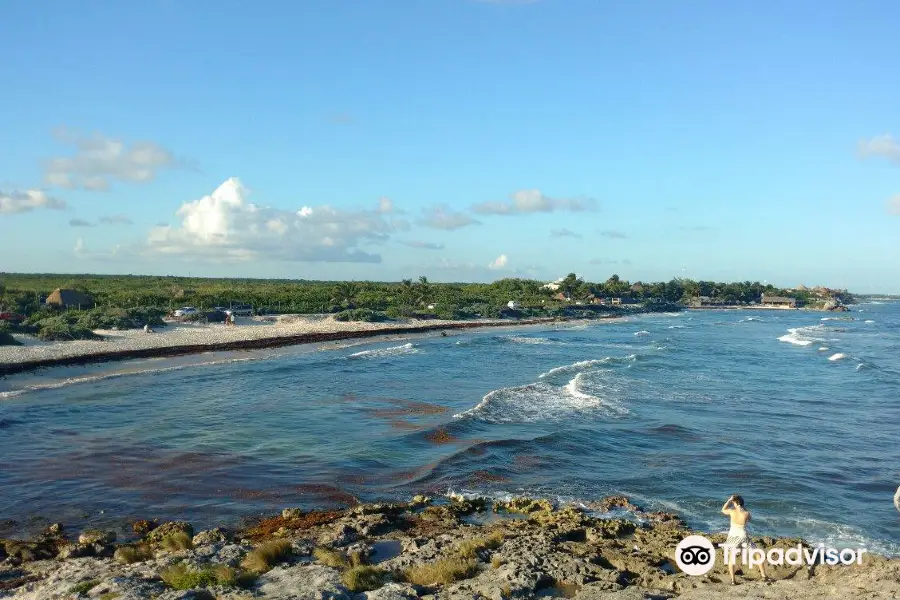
389 419 424 431
468 470 510 485
0 418 24 429
648 424 701 442
424 426 457 444
367 399 448 418
294 484 359 507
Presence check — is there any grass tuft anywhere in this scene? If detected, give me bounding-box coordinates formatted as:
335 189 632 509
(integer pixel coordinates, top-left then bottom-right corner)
456 531 505 559
160 531 193 552
341 565 386 592
312 546 349 568
69 580 99 595
240 539 293 573
114 544 153 564
401 556 478 585
491 555 506 569
159 562 238 590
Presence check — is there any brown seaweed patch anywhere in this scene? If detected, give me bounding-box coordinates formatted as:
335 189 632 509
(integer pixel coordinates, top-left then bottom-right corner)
468 470 510 485
233 488 287 501
367 399 448 418
424 427 456 444
513 454 551 470
243 510 342 540
389 419 425 431
294 484 359 507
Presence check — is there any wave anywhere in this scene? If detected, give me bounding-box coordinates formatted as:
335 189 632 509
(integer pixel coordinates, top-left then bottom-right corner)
0 356 263 399
634 330 650 337
828 353 847 361
348 342 418 359
538 355 637 379
778 325 827 347
742 316 763 322
769 516 900 557
453 373 628 423
864 320 876 324
667 325 685 329
505 336 553 345
818 346 829 352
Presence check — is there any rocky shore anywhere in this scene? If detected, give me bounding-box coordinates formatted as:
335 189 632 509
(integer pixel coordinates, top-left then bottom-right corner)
1 495 896 599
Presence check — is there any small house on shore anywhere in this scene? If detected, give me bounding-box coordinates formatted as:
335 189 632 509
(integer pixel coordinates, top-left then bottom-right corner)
45 289 94 309
760 294 797 308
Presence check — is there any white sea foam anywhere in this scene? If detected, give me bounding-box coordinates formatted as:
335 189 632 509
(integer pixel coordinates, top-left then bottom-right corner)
778 325 827 347
667 325 685 329
634 330 650 336
506 336 552 345
538 355 637 379
828 353 847 361
818 346 829 351
864 320 875 324
454 372 627 423
348 342 417 359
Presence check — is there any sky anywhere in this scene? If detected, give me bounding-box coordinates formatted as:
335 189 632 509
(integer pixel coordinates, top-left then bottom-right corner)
1 0 899 292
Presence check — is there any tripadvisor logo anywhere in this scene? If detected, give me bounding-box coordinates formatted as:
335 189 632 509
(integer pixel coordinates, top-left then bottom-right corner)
675 535 868 576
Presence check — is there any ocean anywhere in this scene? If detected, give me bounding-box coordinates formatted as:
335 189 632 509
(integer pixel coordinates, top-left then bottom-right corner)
1 302 898 555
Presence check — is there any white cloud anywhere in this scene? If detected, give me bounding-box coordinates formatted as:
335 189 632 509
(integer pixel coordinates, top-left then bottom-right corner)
0 189 67 214
147 178 395 263
99 214 133 225
472 189 597 215
44 129 183 191
550 228 581 238
888 195 900 215
418 205 480 230
399 240 445 250
858 134 900 164
69 218 94 227
488 254 509 270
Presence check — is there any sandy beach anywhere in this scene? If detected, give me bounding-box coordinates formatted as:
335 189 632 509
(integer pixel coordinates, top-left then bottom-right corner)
0 314 593 375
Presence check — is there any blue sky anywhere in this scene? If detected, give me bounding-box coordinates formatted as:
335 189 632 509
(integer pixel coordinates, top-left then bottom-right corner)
1 0 898 291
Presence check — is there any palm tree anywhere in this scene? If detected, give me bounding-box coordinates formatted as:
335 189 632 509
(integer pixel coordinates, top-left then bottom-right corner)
332 282 359 309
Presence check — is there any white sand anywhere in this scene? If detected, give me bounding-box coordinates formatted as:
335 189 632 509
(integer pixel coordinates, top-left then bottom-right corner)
0 314 519 366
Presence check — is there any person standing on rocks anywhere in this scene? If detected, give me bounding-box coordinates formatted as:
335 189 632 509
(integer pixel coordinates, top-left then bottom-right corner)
721 494 771 585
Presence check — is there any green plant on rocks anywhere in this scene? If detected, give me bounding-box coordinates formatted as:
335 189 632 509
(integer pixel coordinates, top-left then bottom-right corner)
160 531 193 552
159 562 238 590
401 556 478 586
113 544 153 564
240 539 293 573
69 580 99 595
456 531 505 559
312 546 350 568
342 565 387 592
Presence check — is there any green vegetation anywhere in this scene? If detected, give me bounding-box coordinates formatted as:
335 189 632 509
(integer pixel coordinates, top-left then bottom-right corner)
240 539 293 573
312 546 351 569
0 321 20 346
456 532 504 559
69 580 99 595
401 555 479 586
113 544 153 564
160 532 193 552
0 272 855 331
341 565 387 592
159 562 238 590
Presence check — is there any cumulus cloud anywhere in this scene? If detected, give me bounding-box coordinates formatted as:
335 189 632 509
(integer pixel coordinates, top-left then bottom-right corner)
99 214 134 225
0 189 67 214
418 205 480 230
550 228 581 238
600 230 627 239
378 197 395 214
44 129 184 190
858 134 900 164
487 254 509 270
147 178 395 262
69 218 94 227
399 240 445 250
472 189 597 215
888 195 900 215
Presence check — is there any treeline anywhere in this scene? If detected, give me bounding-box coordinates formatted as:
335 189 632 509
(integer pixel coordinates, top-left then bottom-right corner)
0 272 852 320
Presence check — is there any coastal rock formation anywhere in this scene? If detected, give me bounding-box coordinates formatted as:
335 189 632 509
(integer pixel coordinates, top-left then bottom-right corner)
0 496 897 599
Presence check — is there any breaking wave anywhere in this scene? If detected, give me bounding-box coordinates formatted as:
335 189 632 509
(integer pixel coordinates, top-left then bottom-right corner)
453 372 628 423
348 343 418 359
828 353 847 361
538 355 637 379
778 325 826 347
634 330 650 337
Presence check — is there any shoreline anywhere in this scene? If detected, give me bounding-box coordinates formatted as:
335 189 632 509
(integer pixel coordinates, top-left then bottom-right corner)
0 315 604 378
1 495 897 599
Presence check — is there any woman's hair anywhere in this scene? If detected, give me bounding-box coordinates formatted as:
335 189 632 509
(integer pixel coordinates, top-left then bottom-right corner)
731 495 745 507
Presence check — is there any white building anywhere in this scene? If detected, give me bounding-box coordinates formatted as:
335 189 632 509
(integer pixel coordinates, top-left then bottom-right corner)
507 300 521 310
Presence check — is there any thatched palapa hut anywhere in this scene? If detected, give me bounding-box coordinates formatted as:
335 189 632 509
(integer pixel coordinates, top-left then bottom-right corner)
45 288 95 309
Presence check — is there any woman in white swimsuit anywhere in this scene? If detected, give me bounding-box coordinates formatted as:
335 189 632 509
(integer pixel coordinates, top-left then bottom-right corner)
721 494 771 585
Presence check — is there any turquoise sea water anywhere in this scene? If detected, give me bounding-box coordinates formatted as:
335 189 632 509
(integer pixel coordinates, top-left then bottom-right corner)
1 303 898 555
